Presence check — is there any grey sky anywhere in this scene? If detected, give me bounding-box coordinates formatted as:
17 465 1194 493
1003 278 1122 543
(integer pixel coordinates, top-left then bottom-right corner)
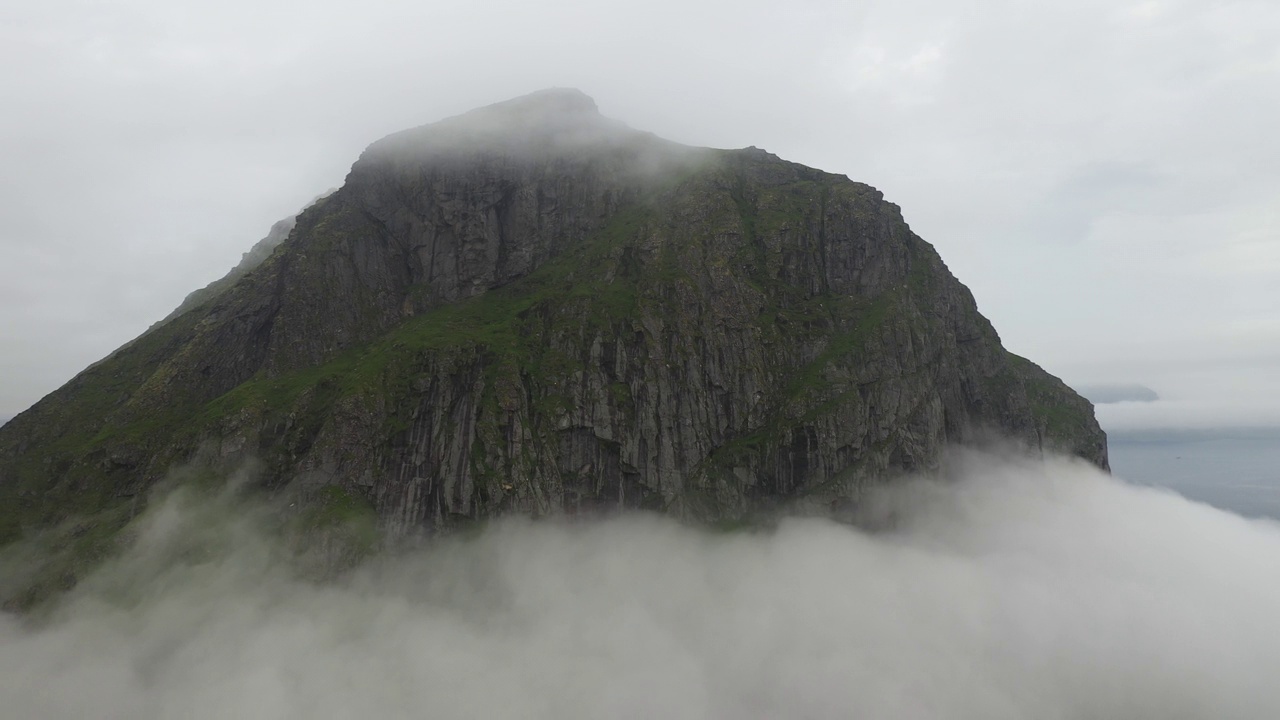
2 0 1277 431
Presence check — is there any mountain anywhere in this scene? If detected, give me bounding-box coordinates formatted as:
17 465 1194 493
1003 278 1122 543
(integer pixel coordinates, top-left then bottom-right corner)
0 89 1105 602
155 190 335 327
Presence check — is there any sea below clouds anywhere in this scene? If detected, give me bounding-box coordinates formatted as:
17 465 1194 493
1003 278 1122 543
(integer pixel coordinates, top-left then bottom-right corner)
1109 429 1280 520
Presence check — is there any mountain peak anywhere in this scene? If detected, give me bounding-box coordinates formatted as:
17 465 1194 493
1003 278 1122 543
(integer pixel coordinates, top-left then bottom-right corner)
361 88 674 169
439 87 610 138
477 87 600 118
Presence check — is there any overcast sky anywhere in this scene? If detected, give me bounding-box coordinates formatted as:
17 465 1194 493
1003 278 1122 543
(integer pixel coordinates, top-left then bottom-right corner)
2 0 1277 431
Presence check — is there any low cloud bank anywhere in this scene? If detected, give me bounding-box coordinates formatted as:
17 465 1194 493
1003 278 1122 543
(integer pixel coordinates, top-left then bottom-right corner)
2 450 1279 719
1077 383 1159 404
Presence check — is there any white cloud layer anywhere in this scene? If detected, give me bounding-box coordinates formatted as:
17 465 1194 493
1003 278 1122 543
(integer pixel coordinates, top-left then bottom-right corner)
2 450 1280 718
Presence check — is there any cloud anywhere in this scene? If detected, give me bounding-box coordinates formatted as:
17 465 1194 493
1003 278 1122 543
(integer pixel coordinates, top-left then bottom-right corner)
2 450 1279 718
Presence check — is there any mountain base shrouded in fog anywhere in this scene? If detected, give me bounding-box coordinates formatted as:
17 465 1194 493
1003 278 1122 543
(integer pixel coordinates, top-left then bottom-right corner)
2 449 1277 719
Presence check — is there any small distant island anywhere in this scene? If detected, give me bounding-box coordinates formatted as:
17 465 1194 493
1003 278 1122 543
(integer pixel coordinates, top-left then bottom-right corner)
1079 383 1160 404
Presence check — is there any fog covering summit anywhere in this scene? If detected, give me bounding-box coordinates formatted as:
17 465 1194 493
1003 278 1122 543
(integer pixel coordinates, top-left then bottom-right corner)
0 89 1106 594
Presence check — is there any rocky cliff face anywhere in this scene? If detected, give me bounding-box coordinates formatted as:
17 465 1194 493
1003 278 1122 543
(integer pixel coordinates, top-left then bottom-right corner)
0 89 1106 601
155 190 336 327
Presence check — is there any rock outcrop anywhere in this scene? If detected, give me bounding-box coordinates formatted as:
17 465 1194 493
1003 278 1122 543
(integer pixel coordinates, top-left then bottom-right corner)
0 89 1106 600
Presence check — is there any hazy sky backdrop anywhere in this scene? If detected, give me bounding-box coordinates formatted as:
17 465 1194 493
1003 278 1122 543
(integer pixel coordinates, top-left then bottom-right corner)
2 0 1277 431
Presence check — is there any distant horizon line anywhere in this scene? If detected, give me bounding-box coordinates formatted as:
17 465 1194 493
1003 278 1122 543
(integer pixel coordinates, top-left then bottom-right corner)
1107 426 1280 444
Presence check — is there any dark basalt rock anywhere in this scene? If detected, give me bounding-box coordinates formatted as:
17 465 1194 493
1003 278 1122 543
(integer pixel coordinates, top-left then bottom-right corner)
0 89 1106 597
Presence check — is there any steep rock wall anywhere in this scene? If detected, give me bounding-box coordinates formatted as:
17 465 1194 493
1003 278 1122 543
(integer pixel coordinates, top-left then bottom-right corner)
0 91 1106 599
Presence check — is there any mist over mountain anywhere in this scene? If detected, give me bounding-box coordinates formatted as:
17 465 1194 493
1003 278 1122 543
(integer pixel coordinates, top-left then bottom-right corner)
2 450 1278 718
0 89 1104 607
4 86 1277 719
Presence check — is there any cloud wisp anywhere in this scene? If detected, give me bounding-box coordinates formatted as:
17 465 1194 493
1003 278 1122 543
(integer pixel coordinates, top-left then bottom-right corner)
2 449 1278 718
